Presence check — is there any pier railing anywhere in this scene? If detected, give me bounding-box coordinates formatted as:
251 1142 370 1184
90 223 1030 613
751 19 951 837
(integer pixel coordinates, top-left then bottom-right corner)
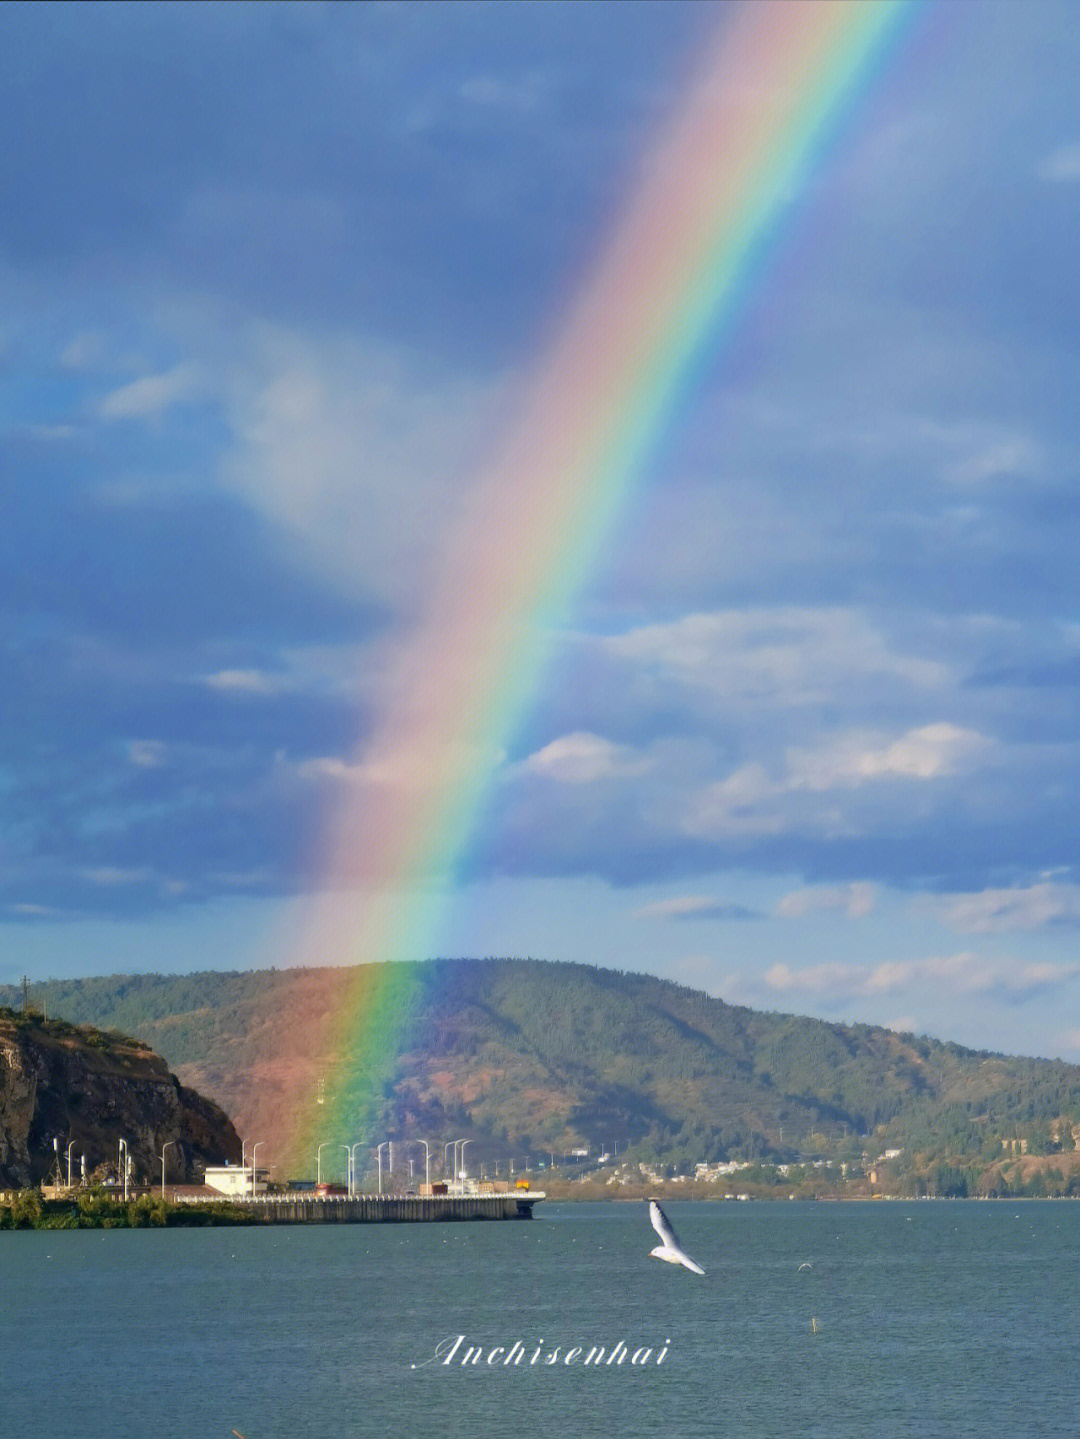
173 1191 545 1223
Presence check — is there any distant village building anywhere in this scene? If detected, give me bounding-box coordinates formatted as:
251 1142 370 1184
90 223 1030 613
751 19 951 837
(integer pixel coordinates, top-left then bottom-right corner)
694 1160 751 1181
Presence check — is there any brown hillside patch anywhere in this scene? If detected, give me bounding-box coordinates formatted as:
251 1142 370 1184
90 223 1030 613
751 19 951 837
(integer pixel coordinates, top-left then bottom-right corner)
1011 1151 1080 1179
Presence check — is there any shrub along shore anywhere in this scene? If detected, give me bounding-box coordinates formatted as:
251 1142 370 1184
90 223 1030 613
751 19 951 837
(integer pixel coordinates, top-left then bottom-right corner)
0 1189 257 1230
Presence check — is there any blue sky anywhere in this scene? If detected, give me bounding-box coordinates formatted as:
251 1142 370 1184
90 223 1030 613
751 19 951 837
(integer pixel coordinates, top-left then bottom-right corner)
5 1 1080 1062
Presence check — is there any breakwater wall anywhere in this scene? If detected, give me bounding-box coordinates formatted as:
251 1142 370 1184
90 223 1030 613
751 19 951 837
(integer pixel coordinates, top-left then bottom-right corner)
178 1192 542 1223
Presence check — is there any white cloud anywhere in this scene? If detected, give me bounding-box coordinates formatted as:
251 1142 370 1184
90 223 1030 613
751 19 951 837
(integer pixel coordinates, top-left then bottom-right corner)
128 740 168 769
605 608 946 709
294 755 372 785
682 762 788 838
202 669 284 696
777 882 877 920
100 362 202 419
683 724 992 841
916 417 1045 486
764 952 1079 1002
632 895 727 921
945 433 1042 486
292 740 504 792
522 732 651 785
937 882 1080 933
788 723 992 789
79 866 152 887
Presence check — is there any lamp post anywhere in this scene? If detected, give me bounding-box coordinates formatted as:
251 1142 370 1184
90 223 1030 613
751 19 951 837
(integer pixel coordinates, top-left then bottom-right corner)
118 1139 129 1201
350 1143 364 1197
316 1142 329 1186
66 1139 77 1189
342 1145 351 1190
451 1137 468 1182
417 1140 431 1189
443 1141 454 1181
376 1142 388 1194
250 1142 263 1199
459 1139 473 1181
160 1141 174 1199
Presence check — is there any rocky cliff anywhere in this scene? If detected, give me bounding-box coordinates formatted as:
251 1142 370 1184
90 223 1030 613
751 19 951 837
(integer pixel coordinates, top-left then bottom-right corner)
0 1008 240 1188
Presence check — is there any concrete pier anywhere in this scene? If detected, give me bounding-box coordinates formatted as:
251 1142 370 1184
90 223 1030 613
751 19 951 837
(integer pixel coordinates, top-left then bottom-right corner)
177 1191 544 1223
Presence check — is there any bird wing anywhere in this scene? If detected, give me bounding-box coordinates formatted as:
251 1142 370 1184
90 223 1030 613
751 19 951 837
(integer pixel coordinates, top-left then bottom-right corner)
649 1199 679 1249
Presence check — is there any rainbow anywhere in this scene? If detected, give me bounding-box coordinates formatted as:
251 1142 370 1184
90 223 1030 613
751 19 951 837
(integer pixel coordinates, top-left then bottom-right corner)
275 0 921 1170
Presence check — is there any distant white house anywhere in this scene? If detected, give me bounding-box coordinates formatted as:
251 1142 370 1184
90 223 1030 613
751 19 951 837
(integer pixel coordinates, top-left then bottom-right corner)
204 1164 269 1196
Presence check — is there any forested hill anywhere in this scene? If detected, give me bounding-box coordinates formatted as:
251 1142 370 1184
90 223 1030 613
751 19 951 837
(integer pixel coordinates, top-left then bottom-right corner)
5 959 1080 1176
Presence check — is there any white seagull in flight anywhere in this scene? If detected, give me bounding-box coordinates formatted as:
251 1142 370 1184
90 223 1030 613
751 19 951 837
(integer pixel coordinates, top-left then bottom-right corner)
648 1199 705 1275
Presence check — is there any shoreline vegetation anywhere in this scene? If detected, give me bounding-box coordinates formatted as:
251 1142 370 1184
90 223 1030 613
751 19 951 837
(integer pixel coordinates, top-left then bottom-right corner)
0 1190 256 1230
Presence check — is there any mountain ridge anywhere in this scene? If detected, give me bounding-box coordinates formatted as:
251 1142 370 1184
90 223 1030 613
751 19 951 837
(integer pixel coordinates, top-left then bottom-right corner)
4 958 1078 1183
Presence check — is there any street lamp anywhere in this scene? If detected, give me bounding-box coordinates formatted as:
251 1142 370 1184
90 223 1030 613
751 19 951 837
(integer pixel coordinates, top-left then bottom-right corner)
452 1137 467 1182
342 1145 351 1190
250 1142 263 1199
316 1142 329 1186
417 1140 432 1189
443 1141 454 1180
459 1139 473 1180
160 1141 174 1199
350 1143 365 1197
66 1139 77 1189
376 1142 388 1194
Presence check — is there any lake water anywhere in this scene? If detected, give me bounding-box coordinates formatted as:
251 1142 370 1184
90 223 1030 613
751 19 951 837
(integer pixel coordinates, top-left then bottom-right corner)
2 1199 1077 1438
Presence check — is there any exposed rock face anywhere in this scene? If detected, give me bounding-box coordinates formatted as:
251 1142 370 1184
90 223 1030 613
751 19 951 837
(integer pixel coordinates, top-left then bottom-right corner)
0 1009 241 1189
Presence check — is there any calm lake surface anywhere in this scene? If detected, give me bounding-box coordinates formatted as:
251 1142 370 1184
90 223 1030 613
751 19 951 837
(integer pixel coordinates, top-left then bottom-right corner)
3 1199 1077 1438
